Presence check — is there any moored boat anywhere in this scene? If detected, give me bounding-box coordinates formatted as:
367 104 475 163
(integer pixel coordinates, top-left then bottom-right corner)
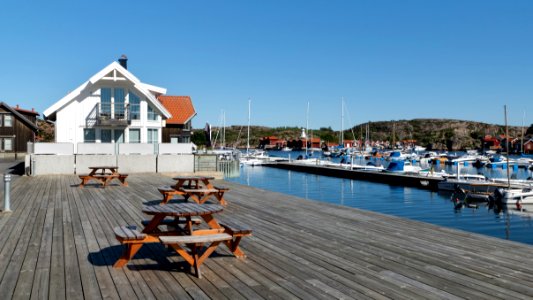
493 187 533 206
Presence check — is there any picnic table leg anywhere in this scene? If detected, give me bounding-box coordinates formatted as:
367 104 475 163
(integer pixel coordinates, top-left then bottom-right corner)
224 237 246 258
191 244 201 278
201 214 222 229
167 241 224 278
187 194 201 204
198 193 213 204
142 214 167 233
202 179 214 189
215 192 228 206
114 243 143 268
79 176 90 188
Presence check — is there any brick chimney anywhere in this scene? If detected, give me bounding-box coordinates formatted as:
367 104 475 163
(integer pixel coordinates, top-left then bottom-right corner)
118 54 128 69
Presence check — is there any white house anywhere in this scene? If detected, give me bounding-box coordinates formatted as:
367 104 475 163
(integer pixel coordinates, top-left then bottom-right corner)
43 56 172 150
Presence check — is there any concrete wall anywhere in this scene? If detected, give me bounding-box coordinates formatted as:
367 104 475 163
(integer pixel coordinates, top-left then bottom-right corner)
75 155 117 174
30 154 75 175
117 154 157 173
157 154 195 173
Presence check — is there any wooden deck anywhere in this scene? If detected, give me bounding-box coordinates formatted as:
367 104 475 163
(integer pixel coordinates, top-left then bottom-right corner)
1 174 533 299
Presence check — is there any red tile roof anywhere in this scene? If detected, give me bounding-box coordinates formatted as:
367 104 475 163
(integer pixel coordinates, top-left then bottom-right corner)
158 95 196 125
14 105 39 115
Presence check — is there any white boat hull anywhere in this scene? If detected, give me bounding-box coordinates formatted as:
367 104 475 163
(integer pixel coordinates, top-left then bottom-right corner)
498 188 533 205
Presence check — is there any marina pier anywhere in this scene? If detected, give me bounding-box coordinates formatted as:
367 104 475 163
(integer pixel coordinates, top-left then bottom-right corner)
1 174 533 298
267 162 444 191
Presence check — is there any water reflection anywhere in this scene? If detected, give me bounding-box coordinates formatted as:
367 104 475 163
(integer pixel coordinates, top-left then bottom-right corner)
232 164 533 245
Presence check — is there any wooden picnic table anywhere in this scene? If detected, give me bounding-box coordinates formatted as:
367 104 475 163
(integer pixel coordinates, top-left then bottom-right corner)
79 166 128 188
114 203 231 278
172 175 216 189
159 175 228 205
142 203 225 235
89 166 119 176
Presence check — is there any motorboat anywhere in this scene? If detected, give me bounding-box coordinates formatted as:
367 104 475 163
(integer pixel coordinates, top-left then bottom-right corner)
493 187 533 206
413 145 426 152
240 157 264 166
516 157 533 168
486 154 517 168
451 154 487 165
417 168 449 178
384 161 422 173
351 162 385 172
437 163 503 192
437 174 501 193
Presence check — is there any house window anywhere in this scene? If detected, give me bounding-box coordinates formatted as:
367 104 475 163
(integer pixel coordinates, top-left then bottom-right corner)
4 115 12 127
129 129 140 143
147 129 158 144
84 128 96 143
114 88 125 119
2 138 13 151
101 129 112 143
114 129 124 143
170 136 179 144
101 88 112 117
147 106 157 121
129 92 140 120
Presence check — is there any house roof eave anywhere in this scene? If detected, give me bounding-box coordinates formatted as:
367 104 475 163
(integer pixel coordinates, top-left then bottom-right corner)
44 61 171 119
0 102 38 131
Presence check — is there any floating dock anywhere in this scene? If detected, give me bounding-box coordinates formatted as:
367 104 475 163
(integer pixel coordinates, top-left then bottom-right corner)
266 162 444 191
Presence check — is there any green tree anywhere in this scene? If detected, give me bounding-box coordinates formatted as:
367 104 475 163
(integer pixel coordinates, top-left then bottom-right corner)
527 124 533 135
191 130 207 148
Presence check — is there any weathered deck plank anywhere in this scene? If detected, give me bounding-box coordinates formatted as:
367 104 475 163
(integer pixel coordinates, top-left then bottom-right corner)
1 174 533 299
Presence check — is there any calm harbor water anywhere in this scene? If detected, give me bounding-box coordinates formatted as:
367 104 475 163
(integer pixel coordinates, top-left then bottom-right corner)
228 150 533 245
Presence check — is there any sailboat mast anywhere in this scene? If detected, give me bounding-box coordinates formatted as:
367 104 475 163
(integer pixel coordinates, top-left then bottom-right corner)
341 98 344 147
360 124 363 151
306 101 309 156
504 105 510 188
522 111 526 154
247 99 251 155
222 110 226 148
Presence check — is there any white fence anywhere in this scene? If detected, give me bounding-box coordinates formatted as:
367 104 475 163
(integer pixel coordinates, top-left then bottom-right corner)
33 143 74 155
27 142 198 175
28 142 196 155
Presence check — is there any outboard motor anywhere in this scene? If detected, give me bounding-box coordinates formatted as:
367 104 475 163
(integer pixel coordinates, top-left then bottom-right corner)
493 188 505 204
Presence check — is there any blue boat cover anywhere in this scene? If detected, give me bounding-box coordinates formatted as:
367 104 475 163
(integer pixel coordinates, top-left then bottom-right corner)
386 161 405 172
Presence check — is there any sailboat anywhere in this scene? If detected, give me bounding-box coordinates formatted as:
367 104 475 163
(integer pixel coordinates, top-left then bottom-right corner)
240 99 266 166
294 101 322 165
492 105 533 207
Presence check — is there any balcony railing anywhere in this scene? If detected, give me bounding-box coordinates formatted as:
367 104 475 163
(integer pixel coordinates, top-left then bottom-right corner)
96 103 139 126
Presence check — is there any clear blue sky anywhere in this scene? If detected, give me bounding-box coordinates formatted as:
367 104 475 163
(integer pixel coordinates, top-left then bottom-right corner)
1 0 533 130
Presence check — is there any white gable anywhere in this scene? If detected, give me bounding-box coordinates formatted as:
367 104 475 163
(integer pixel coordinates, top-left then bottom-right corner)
44 61 171 119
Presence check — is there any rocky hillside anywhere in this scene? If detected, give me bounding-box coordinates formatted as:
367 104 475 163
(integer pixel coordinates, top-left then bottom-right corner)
362 119 526 150
193 119 533 151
